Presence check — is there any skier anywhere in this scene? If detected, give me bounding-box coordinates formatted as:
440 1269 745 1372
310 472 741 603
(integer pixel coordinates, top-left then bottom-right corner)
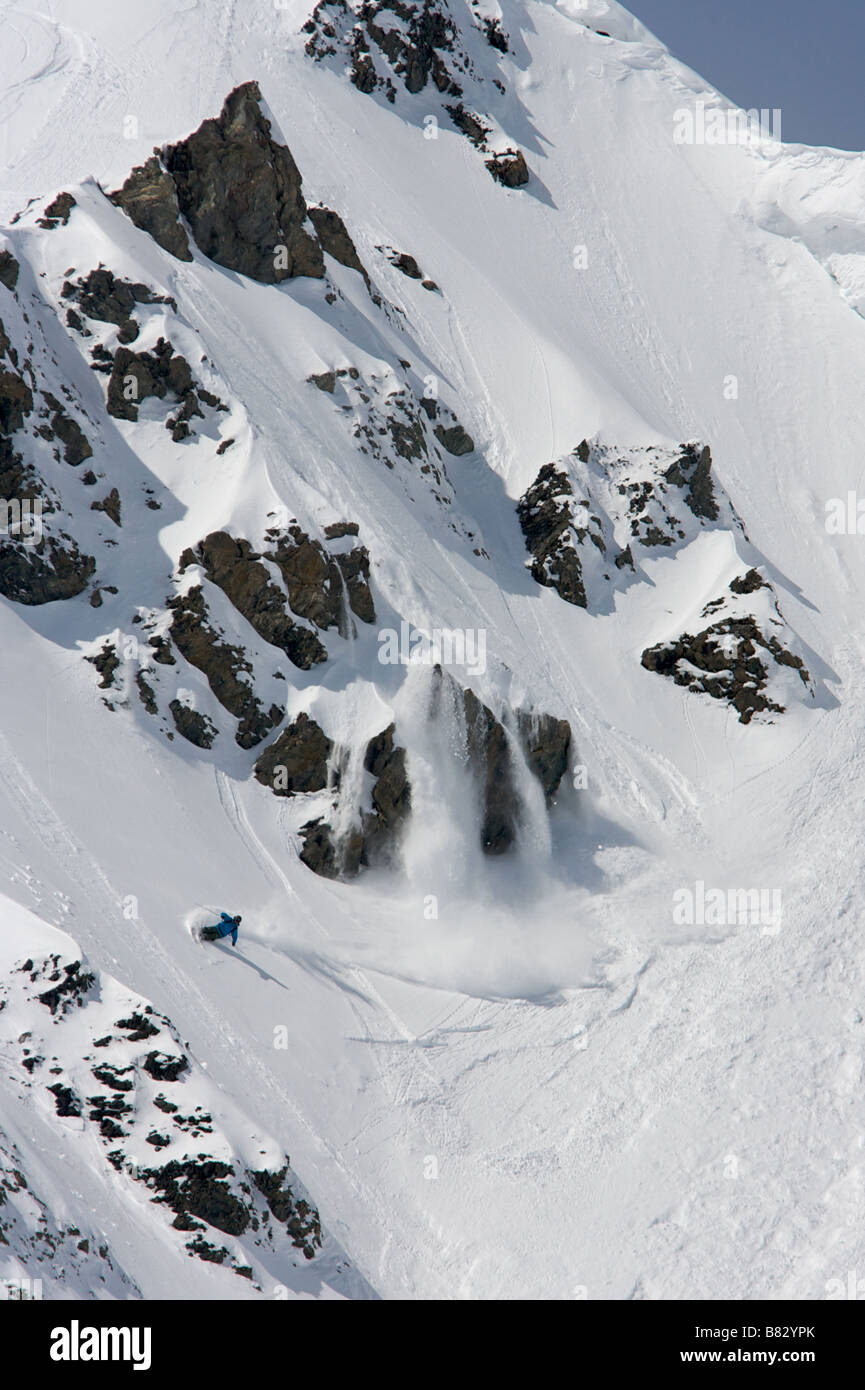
200 911 242 946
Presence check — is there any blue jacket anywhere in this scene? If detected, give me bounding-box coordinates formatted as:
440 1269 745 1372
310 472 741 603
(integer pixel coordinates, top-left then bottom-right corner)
215 912 239 946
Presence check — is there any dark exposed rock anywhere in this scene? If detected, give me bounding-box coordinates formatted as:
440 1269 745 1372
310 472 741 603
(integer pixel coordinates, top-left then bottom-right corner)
92 1064 134 1093
47 1083 82 1117
148 634 176 665
393 251 422 279
37 193 76 229
434 421 474 455
37 962 96 1016
253 712 332 794
87 1093 131 1139
265 524 376 629
379 246 423 279
0 360 37 549
482 17 509 52
387 406 427 461
116 1011 160 1041
90 487 121 526
189 531 328 669
167 585 283 748
729 568 768 595
143 1051 189 1082
0 251 19 292
446 103 491 148
106 337 198 424
45 400 92 466
169 698 216 748
517 709 573 804
662 443 718 521
358 723 412 861
251 1167 322 1258
485 148 529 187
163 82 324 283
307 205 370 284
323 520 359 539
517 463 587 608
298 683 570 877
111 156 193 262
87 642 120 689
61 268 176 346
0 536 95 606
458 682 570 855
641 616 810 724
136 670 158 715
307 0 463 99
518 442 732 614
298 818 359 879
309 371 336 393
142 1157 248 1236
296 722 410 879
0 365 33 435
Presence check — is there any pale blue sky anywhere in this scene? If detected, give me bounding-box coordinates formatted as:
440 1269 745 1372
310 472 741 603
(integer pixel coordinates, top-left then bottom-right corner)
631 0 864 151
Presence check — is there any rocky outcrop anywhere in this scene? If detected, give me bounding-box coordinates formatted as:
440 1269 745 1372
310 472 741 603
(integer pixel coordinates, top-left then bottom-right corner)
90 487 121 526
283 674 570 878
0 361 37 515
377 244 439 291
1 349 96 605
104 336 221 442
0 536 95 606
161 82 324 283
86 642 120 690
185 531 328 670
61 268 176 346
641 615 811 725
485 149 529 187
169 699 216 748
518 440 739 613
37 193 76 229
307 206 370 285
42 392 92 466
661 442 718 522
517 462 589 608
252 711 411 878
253 712 333 794
0 250 19 291
167 586 283 748
305 0 464 100
455 677 571 855
446 102 490 147
3 948 328 1282
312 366 474 516
299 723 412 878
111 157 193 262
303 2 523 188
180 526 375 665
433 420 474 455
265 523 376 629
359 723 412 862
0 363 34 438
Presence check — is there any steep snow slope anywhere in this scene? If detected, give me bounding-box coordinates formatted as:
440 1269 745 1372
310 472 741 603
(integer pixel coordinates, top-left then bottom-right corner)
1 0 864 1300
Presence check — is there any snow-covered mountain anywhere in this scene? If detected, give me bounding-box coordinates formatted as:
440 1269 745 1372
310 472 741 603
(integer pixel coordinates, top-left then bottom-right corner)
2 0 865 1301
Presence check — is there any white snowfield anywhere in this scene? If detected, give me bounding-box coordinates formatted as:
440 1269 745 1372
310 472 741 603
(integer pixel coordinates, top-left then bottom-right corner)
0 0 864 1300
